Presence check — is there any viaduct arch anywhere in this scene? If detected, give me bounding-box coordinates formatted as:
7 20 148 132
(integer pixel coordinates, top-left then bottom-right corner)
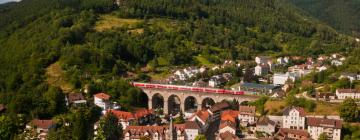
141 88 258 115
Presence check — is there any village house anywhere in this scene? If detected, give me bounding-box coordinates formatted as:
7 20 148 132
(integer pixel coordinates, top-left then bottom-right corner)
331 59 343 66
189 110 210 127
316 92 336 101
282 107 306 130
106 109 135 129
307 117 342 140
256 117 277 135
335 89 360 99
238 105 256 125
174 70 187 81
219 120 237 135
339 73 359 81
133 108 156 125
273 72 297 85
26 119 55 140
275 128 310 140
94 93 111 110
192 79 208 87
184 121 201 140
256 56 271 65
123 124 185 140
238 83 280 95
277 57 290 65
65 93 86 106
219 131 240 140
208 101 231 122
255 64 270 76
209 75 227 87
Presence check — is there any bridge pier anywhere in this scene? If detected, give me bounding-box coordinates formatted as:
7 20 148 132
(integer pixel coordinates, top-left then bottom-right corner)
164 101 168 115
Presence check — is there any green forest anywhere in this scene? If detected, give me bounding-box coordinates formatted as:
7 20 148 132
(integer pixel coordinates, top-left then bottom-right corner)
0 0 359 139
288 0 360 36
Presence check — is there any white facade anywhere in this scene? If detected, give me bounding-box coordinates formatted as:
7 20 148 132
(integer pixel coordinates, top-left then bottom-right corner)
238 114 255 124
219 126 236 135
256 123 275 135
94 96 110 110
335 89 360 99
185 129 199 140
273 73 289 85
175 70 187 81
308 126 341 140
282 109 306 130
254 65 269 76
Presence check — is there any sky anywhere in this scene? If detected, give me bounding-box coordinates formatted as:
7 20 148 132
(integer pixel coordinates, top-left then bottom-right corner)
0 0 21 4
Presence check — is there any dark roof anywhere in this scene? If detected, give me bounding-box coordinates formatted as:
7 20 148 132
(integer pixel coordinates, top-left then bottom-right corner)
67 93 85 103
336 89 360 94
185 121 200 129
257 117 276 126
282 107 306 117
209 101 230 113
241 83 278 90
307 117 342 129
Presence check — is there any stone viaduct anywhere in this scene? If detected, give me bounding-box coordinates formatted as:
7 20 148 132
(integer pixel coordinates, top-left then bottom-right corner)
138 87 259 115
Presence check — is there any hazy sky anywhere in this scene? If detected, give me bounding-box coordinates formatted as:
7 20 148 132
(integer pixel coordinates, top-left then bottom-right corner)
0 0 21 4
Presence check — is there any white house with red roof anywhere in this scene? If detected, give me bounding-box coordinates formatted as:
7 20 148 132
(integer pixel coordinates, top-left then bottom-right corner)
26 119 55 140
106 109 135 129
282 107 306 130
184 121 201 140
307 117 342 140
189 110 210 126
94 93 111 110
238 105 256 125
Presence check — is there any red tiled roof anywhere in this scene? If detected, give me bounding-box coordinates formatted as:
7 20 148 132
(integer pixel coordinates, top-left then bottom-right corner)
133 108 154 119
174 124 185 132
221 114 236 123
185 121 201 129
283 107 306 117
219 120 236 130
107 109 134 121
209 101 230 113
307 117 342 129
337 89 360 94
94 93 111 100
30 119 54 129
239 106 256 116
278 128 310 137
219 131 240 140
190 110 210 123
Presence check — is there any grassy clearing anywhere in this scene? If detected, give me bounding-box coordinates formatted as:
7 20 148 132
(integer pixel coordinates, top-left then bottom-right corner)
45 62 74 93
265 100 340 115
94 15 144 31
194 55 214 67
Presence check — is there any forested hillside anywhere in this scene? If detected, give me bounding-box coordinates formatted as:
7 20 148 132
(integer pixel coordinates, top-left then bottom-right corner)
0 0 359 139
288 0 360 36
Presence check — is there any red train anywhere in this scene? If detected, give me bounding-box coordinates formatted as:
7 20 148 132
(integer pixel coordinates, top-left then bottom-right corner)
132 82 244 95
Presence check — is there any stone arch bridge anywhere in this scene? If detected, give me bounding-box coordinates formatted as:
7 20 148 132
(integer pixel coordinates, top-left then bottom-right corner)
133 83 258 115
